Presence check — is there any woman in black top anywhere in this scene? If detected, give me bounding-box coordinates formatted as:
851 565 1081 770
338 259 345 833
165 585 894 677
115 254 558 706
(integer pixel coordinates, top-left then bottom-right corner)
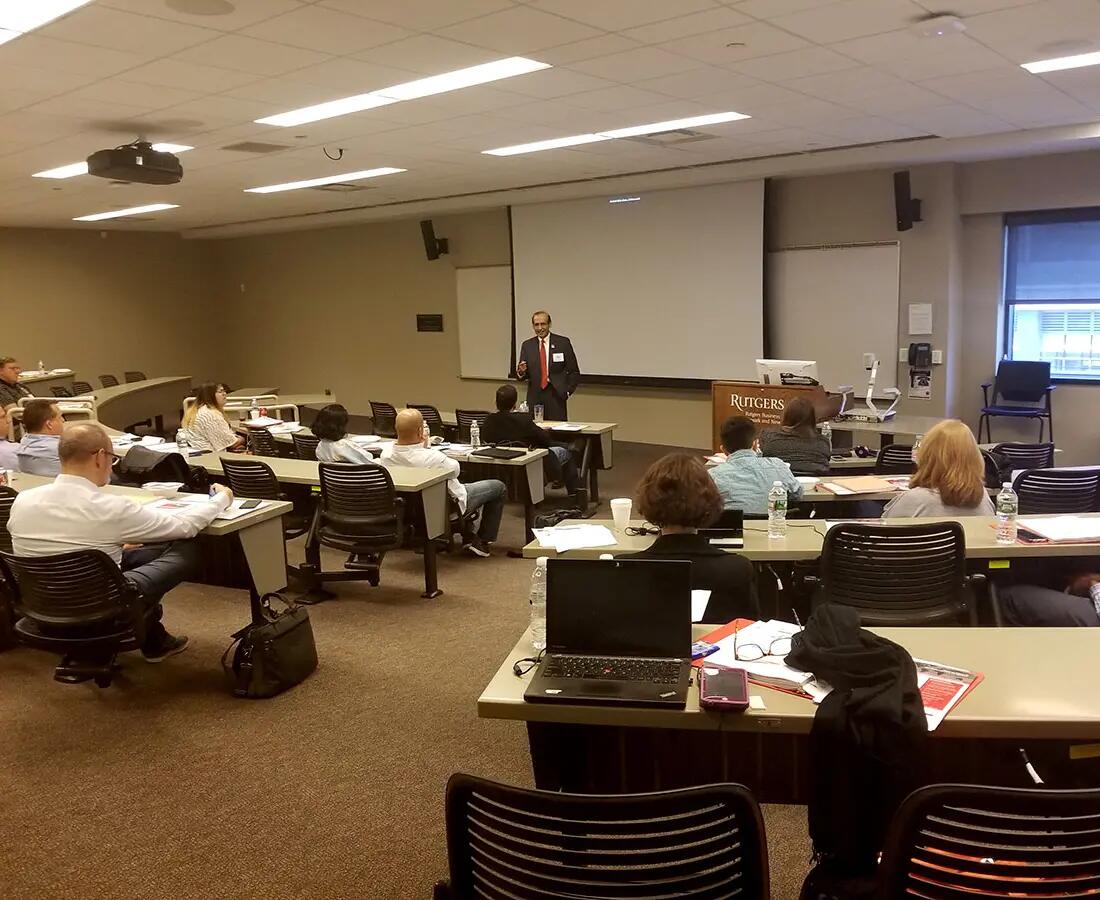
758 396 831 475
623 452 759 624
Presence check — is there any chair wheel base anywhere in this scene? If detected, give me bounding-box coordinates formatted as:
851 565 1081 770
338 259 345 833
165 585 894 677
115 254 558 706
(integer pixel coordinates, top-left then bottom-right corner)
55 656 120 688
297 586 337 605
422 588 443 599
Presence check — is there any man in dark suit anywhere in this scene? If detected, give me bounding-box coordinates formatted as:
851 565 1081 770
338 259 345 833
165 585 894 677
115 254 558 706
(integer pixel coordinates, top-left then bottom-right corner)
480 384 586 505
515 310 579 421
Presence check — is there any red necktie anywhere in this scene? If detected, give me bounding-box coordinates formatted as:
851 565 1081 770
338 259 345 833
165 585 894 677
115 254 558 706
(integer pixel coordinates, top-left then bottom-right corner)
539 338 549 389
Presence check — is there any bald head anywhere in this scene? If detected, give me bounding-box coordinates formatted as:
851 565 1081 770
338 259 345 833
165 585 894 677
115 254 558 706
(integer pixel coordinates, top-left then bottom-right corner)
60 422 112 463
395 408 424 444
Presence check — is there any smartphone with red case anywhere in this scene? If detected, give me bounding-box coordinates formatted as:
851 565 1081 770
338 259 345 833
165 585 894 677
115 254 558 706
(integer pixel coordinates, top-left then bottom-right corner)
699 666 750 711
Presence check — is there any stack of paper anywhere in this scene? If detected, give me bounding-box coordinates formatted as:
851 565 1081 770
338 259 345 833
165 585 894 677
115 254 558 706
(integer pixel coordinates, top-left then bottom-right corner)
913 658 982 731
112 434 165 449
706 620 817 690
150 495 267 521
243 416 283 428
268 421 302 435
1019 516 1100 543
549 422 584 431
349 434 386 445
819 476 900 495
532 524 617 553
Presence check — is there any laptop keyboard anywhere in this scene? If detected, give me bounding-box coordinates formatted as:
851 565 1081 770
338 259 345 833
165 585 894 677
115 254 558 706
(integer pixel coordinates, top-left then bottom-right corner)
543 656 682 684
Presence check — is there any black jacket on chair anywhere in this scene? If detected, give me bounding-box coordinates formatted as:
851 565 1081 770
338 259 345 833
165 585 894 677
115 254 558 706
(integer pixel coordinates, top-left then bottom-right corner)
480 411 559 449
621 532 759 623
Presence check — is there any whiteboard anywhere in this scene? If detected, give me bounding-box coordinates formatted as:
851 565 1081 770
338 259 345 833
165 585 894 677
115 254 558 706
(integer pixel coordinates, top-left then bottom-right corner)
768 244 900 394
456 265 512 379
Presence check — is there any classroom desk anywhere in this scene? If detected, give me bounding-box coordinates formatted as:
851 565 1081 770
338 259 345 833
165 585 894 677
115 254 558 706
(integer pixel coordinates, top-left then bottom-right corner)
189 451 451 598
440 412 617 503
479 625 1100 799
90 376 192 432
7 471 291 622
521 514 1100 563
18 369 74 397
829 413 944 446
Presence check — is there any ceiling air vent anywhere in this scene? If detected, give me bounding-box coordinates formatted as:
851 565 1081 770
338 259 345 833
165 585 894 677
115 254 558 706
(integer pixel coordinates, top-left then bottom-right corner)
309 182 375 193
220 141 292 153
626 128 718 148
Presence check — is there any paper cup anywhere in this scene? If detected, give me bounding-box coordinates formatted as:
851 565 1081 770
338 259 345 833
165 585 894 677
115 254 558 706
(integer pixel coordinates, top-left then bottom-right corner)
610 498 632 532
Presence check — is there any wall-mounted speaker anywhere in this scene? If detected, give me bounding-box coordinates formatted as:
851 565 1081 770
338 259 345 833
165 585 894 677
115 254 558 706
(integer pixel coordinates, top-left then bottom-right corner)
893 170 923 232
420 219 449 260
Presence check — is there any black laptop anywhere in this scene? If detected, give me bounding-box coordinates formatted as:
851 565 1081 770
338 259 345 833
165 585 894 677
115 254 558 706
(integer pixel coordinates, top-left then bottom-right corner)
699 508 744 547
524 558 692 709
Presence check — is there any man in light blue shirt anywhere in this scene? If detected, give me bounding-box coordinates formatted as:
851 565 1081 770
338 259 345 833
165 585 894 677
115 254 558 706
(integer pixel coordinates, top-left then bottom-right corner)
709 416 803 516
16 399 64 476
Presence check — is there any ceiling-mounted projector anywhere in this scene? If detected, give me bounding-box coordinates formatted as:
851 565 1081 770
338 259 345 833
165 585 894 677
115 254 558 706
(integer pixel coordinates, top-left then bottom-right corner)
86 140 183 185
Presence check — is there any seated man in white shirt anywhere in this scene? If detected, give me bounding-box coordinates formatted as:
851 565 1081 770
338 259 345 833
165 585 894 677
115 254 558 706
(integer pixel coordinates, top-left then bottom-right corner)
16 399 64 476
8 423 235 662
380 408 506 557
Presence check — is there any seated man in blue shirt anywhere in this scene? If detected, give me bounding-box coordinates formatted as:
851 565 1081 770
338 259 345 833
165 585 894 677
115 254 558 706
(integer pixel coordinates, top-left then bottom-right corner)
17 399 64 476
708 415 803 516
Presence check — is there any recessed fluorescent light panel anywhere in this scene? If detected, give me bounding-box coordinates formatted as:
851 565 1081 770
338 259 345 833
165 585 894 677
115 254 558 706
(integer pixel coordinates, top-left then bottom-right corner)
0 1 93 34
244 167 405 194
256 57 550 127
1022 51 1100 74
609 196 640 204
484 111 750 156
73 203 179 222
33 144 194 179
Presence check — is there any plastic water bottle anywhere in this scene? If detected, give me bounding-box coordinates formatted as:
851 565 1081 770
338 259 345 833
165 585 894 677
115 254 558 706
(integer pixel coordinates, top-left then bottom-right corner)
176 428 191 457
37 359 45 373
996 482 1018 544
470 421 481 449
422 420 431 444
912 434 924 463
768 481 788 539
820 420 832 451
530 557 548 650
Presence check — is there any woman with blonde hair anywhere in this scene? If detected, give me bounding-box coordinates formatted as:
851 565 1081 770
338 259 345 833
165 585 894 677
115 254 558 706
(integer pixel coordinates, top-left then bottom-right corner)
882 419 993 518
182 382 245 453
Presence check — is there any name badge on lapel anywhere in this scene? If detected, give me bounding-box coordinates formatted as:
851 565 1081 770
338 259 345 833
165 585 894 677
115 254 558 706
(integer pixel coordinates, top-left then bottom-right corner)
552 352 565 362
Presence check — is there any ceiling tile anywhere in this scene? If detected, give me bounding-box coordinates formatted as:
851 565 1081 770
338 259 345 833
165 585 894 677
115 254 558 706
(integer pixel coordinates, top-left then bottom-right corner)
121 59 263 94
730 0 842 15
223 76 341 107
502 68 620 99
98 0 306 31
770 0 929 44
633 66 759 100
1041 67 1100 111
0 35 147 77
750 96 864 127
290 58 421 92
659 21 811 65
891 102 1015 136
534 34 643 65
569 47 702 82
60 78 208 116
920 65 1098 126
963 0 1100 63
561 84 689 112
36 5 222 56
785 66 950 113
727 46 861 82
319 0 515 30
911 0 1038 13
623 7 756 43
172 35 330 76
21 94 154 127
241 6 411 55
437 7 604 54
832 31 1009 82
158 94 286 126
0 64 94 99
820 115 928 141
353 35 502 74
524 0 722 30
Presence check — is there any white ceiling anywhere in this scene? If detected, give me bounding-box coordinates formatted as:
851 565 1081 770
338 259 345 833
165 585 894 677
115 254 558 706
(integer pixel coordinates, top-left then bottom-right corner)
0 0 1098 234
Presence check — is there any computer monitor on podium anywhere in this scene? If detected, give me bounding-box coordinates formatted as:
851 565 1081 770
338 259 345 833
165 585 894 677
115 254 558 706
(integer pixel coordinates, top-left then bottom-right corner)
755 359 820 387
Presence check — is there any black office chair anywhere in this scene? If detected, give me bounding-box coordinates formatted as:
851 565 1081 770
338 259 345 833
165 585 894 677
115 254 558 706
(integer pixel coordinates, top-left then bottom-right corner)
991 441 1055 472
875 443 915 475
302 463 405 591
1013 467 1100 514
454 409 490 443
220 458 309 541
810 522 979 626
434 774 770 900
877 783 1100 899
369 401 398 438
291 432 320 461
979 359 1055 442
408 404 446 437
123 371 146 383
0 549 144 687
50 386 72 398
0 492 14 648
99 374 120 388
247 428 278 457
73 380 93 396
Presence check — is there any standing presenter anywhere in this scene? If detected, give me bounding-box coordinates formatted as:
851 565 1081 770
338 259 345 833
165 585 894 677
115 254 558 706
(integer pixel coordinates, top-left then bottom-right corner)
516 310 580 422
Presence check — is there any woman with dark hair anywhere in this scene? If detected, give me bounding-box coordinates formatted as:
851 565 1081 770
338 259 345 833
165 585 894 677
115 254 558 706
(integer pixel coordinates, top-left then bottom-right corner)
622 452 758 623
181 382 244 452
758 396 830 475
312 404 378 464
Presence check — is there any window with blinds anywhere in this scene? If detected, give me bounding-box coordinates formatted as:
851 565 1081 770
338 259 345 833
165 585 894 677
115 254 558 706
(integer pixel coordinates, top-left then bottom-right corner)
1004 209 1100 381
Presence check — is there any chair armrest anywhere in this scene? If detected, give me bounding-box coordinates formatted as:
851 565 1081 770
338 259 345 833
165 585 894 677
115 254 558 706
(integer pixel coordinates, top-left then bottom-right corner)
980 382 991 405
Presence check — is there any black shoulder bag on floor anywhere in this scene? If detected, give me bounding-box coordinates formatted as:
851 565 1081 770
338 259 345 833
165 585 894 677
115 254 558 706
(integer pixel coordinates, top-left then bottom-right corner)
222 593 318 699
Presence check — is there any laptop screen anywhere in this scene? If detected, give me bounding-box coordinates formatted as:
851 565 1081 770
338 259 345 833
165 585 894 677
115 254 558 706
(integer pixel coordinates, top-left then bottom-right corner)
545 558 691 658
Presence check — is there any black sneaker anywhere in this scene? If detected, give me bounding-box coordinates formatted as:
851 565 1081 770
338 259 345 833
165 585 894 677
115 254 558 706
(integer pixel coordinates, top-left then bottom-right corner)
143 635 190 663
463 540 491 558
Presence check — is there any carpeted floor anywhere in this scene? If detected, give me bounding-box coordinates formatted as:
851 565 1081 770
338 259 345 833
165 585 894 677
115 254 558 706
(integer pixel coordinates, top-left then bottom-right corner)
0 441 812 899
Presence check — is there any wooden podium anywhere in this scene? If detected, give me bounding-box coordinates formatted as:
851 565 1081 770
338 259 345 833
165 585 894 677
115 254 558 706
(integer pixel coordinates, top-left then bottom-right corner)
711 381 840 450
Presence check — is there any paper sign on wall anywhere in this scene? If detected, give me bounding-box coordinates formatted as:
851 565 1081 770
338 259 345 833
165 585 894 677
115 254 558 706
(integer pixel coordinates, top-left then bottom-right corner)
908 303 933 335
908 368 932 400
